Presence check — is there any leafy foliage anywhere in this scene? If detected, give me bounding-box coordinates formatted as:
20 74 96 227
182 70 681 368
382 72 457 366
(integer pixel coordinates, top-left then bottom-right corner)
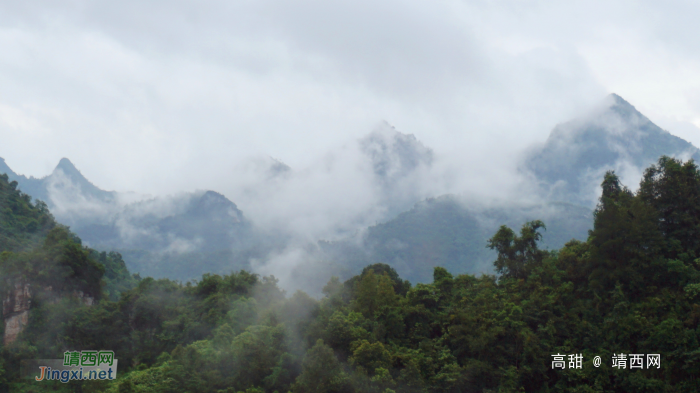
5 156 700 392
0 173 56 252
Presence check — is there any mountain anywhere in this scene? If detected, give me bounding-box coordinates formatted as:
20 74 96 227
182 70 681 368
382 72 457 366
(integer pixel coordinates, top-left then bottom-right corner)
2 94 692 286
5 132 700 393
76 190 251 252
360 122 434 184
0 158 269 281
74 190 274 282
0 158 253 252
0 157 116 205
525 93 700 206
359 122 435 218
0 171 135 346
320 196 592 283
0 157 15 180
321 94 700 283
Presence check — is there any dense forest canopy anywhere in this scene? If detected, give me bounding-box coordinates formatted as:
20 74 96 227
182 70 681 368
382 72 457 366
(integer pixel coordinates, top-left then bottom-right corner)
0 173 56 252
3 156 700 391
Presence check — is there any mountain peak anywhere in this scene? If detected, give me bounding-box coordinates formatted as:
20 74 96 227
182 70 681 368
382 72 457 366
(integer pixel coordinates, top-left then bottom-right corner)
525 94 700 206
55 157 80 175
187 190 244 222
360 122 434 180
53 157 93 185
606 93 646 121
609 93 627 104
49 157 115 202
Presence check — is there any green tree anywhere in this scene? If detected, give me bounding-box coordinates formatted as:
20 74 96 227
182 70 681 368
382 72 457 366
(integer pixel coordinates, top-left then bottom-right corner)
292 339 351 393
639 156 700 261
352 269 399 318
488 220 547 280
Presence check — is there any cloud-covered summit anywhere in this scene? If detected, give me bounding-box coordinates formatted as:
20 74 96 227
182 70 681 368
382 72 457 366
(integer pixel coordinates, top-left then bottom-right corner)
360 122 434 183
525 94 700 206
3 95 699 289
77 190 251 252
358 122 435 217
0 156 254 253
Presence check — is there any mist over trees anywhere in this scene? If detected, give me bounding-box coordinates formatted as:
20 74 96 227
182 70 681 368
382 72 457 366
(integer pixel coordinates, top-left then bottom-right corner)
3 155 700 391
4 95 696 293
4 95 700 391
4 0 700 389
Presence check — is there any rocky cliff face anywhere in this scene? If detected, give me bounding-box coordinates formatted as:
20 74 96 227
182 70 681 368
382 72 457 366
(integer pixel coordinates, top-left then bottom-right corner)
2 282 95 345
2 282 31 345
73 290 95 306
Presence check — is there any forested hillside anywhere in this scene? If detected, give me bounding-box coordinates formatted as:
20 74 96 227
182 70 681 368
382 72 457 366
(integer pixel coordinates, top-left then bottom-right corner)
320 197 592 283
0 173 56 252
0 158 270 283
2 156 700 391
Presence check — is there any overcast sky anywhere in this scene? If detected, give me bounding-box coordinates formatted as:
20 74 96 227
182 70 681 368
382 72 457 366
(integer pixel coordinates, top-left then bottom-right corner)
1 0 699 198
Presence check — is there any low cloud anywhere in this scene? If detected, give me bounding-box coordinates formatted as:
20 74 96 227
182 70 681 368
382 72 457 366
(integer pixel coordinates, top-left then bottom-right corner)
4 1 700 290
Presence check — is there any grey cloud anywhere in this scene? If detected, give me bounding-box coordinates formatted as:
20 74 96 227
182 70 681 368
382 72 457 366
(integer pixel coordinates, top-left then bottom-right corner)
2 0 700 289
0 0 610 197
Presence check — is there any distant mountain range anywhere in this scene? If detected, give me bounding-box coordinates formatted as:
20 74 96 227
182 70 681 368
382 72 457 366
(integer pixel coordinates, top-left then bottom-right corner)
319 94 700 282
2 94 698 286
0 157 256 247
0 157 269 280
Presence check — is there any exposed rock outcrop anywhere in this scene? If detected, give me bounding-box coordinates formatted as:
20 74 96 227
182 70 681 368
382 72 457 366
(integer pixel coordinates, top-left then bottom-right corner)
73 290 95 306
3 282 31 345
2 283 95 344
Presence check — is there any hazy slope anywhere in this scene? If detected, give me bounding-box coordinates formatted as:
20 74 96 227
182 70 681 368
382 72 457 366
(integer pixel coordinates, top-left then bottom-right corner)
321 94 700 284
76 190 251 252
358 122 435 218
525 93 700 205
2 94 696 286
0 158 267 281
0 157 115 206
320 196 592 283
